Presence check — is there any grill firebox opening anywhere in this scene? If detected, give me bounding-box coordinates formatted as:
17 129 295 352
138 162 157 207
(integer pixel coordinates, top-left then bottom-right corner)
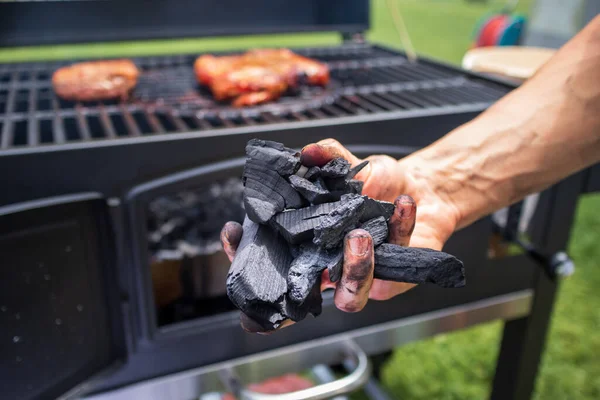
145 177 245 327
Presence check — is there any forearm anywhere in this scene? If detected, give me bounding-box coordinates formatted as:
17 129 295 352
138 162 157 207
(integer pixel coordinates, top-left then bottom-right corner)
402 15 600 230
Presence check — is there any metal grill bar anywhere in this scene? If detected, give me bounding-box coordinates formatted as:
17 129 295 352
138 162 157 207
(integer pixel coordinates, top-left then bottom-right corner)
0 44 511 150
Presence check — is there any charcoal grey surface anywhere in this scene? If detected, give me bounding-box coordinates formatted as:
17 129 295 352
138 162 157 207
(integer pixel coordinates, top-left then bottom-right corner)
288 175 340 205
304 166 321 180
245 139 301 177
346 160 369 180
321 157 350 178
361 197 395 222
226 218 322 331
327 250 345 283
287 244 342 304
313 194 366 249
374 243 466 288
272 201 342 244
360 216 389 246
147 177 245 260
347 179 364 194
243 161 304 224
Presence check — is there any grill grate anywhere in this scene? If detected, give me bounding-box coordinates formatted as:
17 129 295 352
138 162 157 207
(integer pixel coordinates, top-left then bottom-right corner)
0 44 511 150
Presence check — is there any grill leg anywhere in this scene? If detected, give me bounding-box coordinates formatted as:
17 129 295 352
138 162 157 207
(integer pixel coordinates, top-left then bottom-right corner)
490 260 560 400
491 173 583 400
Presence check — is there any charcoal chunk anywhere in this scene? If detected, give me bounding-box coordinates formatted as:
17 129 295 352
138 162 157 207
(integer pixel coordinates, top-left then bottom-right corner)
226 218 321 331
243 163 304 224
360 216 388 246
323 176 348 192
374 243 466 288
327 249 344 283
347 179 364 194
313 194 365 249
288 244 342 304
361 197 395 222
246 139 300 176
304 166 321 181
272 201 342 244
321 158 350 178
346 160 369 180
288 175 339 205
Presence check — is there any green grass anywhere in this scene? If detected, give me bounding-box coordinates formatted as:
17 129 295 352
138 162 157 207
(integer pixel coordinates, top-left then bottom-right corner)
0 0 532 66
4 1 599 398
376 193 600 400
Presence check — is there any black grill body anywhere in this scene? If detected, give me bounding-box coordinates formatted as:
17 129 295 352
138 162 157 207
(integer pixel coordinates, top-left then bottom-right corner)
1 2 598 400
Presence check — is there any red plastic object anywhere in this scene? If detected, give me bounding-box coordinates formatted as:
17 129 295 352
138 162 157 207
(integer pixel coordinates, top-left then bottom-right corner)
476 15 510 47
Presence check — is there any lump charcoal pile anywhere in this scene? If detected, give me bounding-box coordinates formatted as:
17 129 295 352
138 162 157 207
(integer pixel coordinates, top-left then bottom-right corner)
148 177 245 260
226 139 466 332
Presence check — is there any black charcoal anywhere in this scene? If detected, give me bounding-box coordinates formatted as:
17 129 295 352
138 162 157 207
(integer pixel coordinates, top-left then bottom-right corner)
360 216 388 246
347 179 364 194
304 166 321 181
361 197 395 222
226 138 467 332
321 158 350 178
243 162 304 224
346 160 369 180
272 201 342 244
327 249 344 283
374 244 466 288
288 175 339 205
323 176 348 192
226 218 322 331
288 244 342 304
246 139 300 176
313 194 365 249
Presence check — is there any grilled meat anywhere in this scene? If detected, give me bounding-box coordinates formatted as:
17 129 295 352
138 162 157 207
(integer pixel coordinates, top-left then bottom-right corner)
52 59 139 102
194 48 329 106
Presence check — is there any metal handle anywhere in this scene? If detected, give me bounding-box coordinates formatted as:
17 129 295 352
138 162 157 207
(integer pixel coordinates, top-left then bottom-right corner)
238 340 371 400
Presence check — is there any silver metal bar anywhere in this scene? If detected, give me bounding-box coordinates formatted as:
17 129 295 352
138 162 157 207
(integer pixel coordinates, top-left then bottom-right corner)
310 365 349 400
83 291 532 400
343 359 392 400
239 340 371 400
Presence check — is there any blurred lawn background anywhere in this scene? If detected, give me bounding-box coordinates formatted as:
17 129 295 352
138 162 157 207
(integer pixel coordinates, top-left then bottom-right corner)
2 0 598 399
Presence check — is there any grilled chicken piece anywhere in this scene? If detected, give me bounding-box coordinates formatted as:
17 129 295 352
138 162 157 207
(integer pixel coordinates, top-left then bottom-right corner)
194 49 329 107
52 59 139 102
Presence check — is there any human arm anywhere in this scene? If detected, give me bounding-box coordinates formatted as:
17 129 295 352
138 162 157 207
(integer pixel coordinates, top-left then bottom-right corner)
221 15 600 332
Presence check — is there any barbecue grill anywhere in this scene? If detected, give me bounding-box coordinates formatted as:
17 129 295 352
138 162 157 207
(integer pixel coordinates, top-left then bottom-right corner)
1 1 599 400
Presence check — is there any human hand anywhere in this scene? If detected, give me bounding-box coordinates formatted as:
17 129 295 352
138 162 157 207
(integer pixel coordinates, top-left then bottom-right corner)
221 138 461 333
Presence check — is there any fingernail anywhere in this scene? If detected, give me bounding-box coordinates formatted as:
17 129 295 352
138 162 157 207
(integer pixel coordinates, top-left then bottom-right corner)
349 235 370 256
395 195 416 219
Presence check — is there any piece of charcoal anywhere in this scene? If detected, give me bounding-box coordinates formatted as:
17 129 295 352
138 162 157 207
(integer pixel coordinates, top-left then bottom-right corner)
243 162 304 224
374 244 466 288
246 139 300 176
360 216 388 246
323 176 348 192
361 197 395 222
346 160 369 180
347 179 364 194
272 201 342 244
313 194 365 249
226 217 321 331
327 249 344 283
304 166 321 181
288 175 339 205
321 158 350 178
288 244 342 304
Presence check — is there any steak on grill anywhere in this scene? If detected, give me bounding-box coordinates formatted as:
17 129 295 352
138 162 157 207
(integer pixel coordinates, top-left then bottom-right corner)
52 59 140 102
194 48 330 107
